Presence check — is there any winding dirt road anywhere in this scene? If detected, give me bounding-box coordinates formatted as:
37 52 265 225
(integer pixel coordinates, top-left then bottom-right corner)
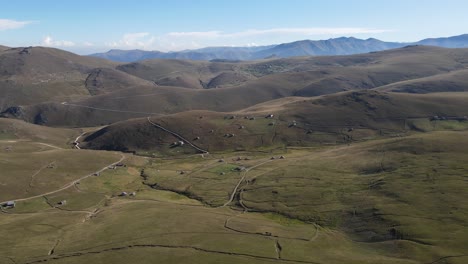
0 154 125 205
147 116 208 154
223 159 275 207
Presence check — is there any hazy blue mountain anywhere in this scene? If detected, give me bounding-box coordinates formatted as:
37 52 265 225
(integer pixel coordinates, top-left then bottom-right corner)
89 34 468 62
251 37 404 58
416 34 468 48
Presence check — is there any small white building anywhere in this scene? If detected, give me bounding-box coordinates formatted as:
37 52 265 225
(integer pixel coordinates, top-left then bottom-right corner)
4 201 15 208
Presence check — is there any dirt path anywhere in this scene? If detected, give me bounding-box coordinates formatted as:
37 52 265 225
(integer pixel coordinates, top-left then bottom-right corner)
24 242 321 264
0 154 125 205
222 159 275 207
27 161 55 190
147 116 208 154
36 142 63 150
73 132 86 149
61 102 160 116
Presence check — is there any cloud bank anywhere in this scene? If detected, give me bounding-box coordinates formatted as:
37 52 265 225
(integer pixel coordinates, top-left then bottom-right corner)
0 19 33 31
103 27 391 51
42 36 75 47
167 27 390 38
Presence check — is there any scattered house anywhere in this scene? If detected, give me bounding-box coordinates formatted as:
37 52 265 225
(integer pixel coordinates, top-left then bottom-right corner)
239 125 245 129
218 159 225 162
220 172 226 175
234 166 246 171
431 115 468 121
47 163 56 169
236 156 242 161
209 129 214 133
306 130 313 134
4 201 16 208
265 114 274 118
244 116 249 119
288 121 297 127
194 136 200 140
244 157 250 160
4 146 12 151
224 133 235 138
249 117 256 120
271 157 276 160
19 47 31 55
348 128 354 132
116 163 126 167
108 165 116 169
279 156 285 159
129 192 136 197
93 172 100 176
171 141 185 147
119 192 128 197
180 171 186 175
58 200 67 206
268 122 275 126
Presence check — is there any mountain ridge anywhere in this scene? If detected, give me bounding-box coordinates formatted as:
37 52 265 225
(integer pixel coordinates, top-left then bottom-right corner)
89 34 468 62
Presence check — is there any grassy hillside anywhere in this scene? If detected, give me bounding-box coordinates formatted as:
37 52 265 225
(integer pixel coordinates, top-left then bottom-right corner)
140 130 468 263
81 91 468 153
2 129 466 264
376 68 468 93
0 46 155 111
0 118 78 147
4 46 468 127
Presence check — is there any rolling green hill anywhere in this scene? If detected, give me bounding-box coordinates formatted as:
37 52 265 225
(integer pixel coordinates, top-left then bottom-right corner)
2 118 466 264
0 46 154 111
1 46 468 264
80 91 468 154
4 46 468 127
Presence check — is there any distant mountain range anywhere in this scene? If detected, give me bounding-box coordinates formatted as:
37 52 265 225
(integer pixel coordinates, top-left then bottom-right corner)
90 34 468 62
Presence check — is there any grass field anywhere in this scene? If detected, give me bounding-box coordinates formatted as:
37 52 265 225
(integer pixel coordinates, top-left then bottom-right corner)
1 109 468 263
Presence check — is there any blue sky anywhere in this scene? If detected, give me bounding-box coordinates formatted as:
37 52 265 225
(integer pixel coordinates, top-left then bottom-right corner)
0 0 467 54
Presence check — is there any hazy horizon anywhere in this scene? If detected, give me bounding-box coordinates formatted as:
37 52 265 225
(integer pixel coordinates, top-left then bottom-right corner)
1 0 467 54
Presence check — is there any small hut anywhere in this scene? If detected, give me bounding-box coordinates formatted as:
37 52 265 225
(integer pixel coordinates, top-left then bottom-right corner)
4 201 16 208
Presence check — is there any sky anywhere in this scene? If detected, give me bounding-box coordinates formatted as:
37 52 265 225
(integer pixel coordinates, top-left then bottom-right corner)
0 0 467 54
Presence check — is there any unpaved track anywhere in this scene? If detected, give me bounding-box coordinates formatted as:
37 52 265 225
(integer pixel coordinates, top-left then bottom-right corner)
73 132 86 149
147 116 208 154
223 159 275 207
0 154 125 205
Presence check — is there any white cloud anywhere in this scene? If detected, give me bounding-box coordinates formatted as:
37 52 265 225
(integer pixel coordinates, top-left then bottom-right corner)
104 27 392 52
83 41 94 47
106 32 156 49
167 27 391 39
167 31 222 38
42 35 75 47
0 19 33 31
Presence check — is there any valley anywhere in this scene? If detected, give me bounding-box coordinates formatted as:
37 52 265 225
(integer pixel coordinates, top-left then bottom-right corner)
1 43 468 264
